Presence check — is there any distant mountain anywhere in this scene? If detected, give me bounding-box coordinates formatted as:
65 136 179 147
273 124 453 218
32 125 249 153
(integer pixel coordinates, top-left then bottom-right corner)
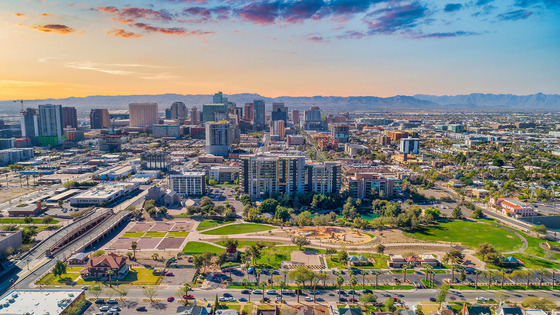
1 92 559 114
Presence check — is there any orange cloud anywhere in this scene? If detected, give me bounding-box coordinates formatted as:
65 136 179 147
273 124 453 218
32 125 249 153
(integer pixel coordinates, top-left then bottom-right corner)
107 28 142 38
14 13 25 18
32 24 75 34
41 13 57 17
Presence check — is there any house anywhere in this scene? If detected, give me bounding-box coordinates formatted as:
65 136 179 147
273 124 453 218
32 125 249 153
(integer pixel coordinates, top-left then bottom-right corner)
339 309 362 315
226 243 238 261
419 254 441 267
432 309 455 315
388 254 407 268
349 255 371 266
67 252 89 265
459 305 491 315
374 309 393 315
488 198 536 218
80 253 129 280
398 310 416 315
499 256 521 267
256 306 280 315
524 310 547 315
177 305 210 315
216 310 238 315
496 304 523 315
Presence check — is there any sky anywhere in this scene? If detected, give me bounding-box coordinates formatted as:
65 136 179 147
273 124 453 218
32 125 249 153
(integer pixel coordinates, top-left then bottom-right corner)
0 0 559 100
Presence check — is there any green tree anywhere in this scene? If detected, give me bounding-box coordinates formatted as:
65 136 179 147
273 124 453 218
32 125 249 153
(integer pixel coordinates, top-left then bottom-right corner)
89 285 102 299
131 241 137 260
451 206 463 219
291 235 311 250
443 250 464 283
216 252 228 269
240 195 252 206
476 242 498 262
436 283 450 303
385 297 395 312
142 287 157 302
530 225 547 238
376 244 385 255
200 196 214 207
336 274 344 301
53 260 66 279
23 216 33 224
471 208 483 219
359 293 378 307
42 215 54 224
521 297 557 311
349 275 358 302
338 251 348 267
259 198 279 213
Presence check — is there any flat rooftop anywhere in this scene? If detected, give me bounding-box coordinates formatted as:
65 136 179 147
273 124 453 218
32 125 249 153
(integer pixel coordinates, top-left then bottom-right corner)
0 289 83 315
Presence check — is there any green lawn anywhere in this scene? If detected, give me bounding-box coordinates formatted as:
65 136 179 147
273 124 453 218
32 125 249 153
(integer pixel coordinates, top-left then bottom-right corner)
36 268 82 285
167 231 190 237
0 218 59 224
182 241 225 255
196 219 236 231
122 232 145 238
215 240 281 248
255 246 327 269
76 268 161 286
144 231 167 238
201 223 275 235
404 220 523 252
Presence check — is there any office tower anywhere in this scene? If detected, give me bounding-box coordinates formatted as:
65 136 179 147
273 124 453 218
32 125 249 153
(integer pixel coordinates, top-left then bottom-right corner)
292 109 300 125
244 103 253 121
377 134 391 146
400 137 420 154
228 114 241 144
129 103 158 127
305 162 341 195
38 104 63 145
203 103 228 122
62 107 78 129
271 103 288 122
330 123 350 143
170 170 206 197
20 108 39 138
213 91 227 104
170 102 187 120
165 108 171 119
252 100 265 129
304 106 324 130
205 121 231 157
98 129 122 152
271 120 285 141
190 106 199 125
90 109 110 129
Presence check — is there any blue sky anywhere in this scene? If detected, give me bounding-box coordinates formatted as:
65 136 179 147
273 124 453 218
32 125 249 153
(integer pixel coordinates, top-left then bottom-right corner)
0 0 559 99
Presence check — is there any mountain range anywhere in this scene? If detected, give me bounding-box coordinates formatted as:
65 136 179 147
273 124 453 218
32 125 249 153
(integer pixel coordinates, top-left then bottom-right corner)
1 93 559 114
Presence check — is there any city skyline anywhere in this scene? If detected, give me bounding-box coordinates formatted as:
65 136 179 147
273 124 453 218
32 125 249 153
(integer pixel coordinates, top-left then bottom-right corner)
1 0 559 100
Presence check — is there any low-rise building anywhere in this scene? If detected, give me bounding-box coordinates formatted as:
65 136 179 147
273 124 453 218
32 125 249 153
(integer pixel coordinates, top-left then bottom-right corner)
388 254 406 268
0 289 85 315
489 197 536 217
153 124 181 138
69 182 139 206
0 231 22 256
208 165 240 183
344 143 370 157
80 252 129 280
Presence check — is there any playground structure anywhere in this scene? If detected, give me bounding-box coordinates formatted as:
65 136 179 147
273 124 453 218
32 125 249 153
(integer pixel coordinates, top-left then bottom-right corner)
295 226 373 245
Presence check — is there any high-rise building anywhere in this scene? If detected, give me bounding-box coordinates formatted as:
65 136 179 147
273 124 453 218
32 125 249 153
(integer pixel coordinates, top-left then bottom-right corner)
129 103 158 127
400 137 420 154
98 129 122 152
291 110 300 125
62 107 78 129
20 108 39 138
304 106 324 130
252 100 265 129
213 91 227 104
170 102 187 120
348 172 402 200
141 152 169 170
37 104 63 145
190 106 200 125
205 121 231 157
271 120 286 141
203 103 229 122
271 103 288 122
244 103 253 121
170 170 206 197
330 123 350 143
90 109 110 129
305 162 341 195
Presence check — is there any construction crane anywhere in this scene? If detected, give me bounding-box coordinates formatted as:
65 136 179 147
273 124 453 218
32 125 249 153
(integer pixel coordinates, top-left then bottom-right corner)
13 99 23 111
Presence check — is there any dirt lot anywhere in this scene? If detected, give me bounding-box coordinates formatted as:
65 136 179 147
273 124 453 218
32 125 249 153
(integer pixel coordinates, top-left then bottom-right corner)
0 186 40 204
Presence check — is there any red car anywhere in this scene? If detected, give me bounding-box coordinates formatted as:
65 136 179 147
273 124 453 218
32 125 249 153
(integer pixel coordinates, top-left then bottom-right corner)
167 297 174 302
348 298 358 302
165 272 174 276
183 294 194 299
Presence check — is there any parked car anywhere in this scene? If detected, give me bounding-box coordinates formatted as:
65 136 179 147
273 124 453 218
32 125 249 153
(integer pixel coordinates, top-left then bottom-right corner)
339 297 348 302
252 289 262 294
81 285 89 290
429 297 436 302
219 297 228 302
348 298 358 302
304 297 313 302
167 297 174 302
165 272 174 276
266 290 277 295
247 267 255 274
276 296 283 302
136 306 147 311
107 299 118 304
362 289 373 294
223 293 233 297
100 306 110 311
184 294 194 299
95 299 105 304
239 297 248 302
109 307 121 312
241 290 251 294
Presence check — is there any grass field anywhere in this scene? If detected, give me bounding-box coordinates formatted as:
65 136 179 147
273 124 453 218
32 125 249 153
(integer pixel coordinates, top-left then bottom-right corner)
328 253 388 269
182 241 224 255
404 220 523 252
36 267 82 285
201 223 275 235
76 268 161 286
167 231 190 237
255 246 328 269
0 218 59 224
196 219 235 231
215 240 282 248
122 232 145 238
144 231 167 238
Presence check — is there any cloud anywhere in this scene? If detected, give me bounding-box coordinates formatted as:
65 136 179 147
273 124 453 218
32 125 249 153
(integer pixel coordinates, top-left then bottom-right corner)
32 24 75 34
14 13 26 18
336 30 366 39
365 1 429 34
497 9 532 20
65 61 137 75
41 13 56 17
95 6 174 23
515 0 560 8
444 3 463 12
306 35 327 42
237 1 281 24
475 0 494 5
107 28 142 38
140 72 181 80
413 30 480 38
133 23 214 36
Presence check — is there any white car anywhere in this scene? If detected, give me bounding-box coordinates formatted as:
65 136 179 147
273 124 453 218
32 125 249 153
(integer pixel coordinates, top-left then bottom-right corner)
304 297 313 302
219 297 228 302
476 297 487 301
252 290 262 294
266 290 277 295
226 297 236 302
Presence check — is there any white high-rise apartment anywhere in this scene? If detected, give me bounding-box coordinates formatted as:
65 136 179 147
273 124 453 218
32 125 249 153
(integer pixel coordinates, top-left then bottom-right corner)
37 104 63 143
170 170 206 197
205 121 230 157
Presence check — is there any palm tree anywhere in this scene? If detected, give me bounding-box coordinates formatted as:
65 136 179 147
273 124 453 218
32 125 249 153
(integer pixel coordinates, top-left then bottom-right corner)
536 268 549 289
552 268 557 290
312 274 320 303
524 270 533 289
279 281 286 302
336 274 344 301
474 269 480 290
350 275 358 303
282 270 288 283
498 271 508 289
131 241 137 260
373 270 381 289
295 279 302 303
403 265 409 283
106 270 115 286
361 270 368 290
485 271 495 289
